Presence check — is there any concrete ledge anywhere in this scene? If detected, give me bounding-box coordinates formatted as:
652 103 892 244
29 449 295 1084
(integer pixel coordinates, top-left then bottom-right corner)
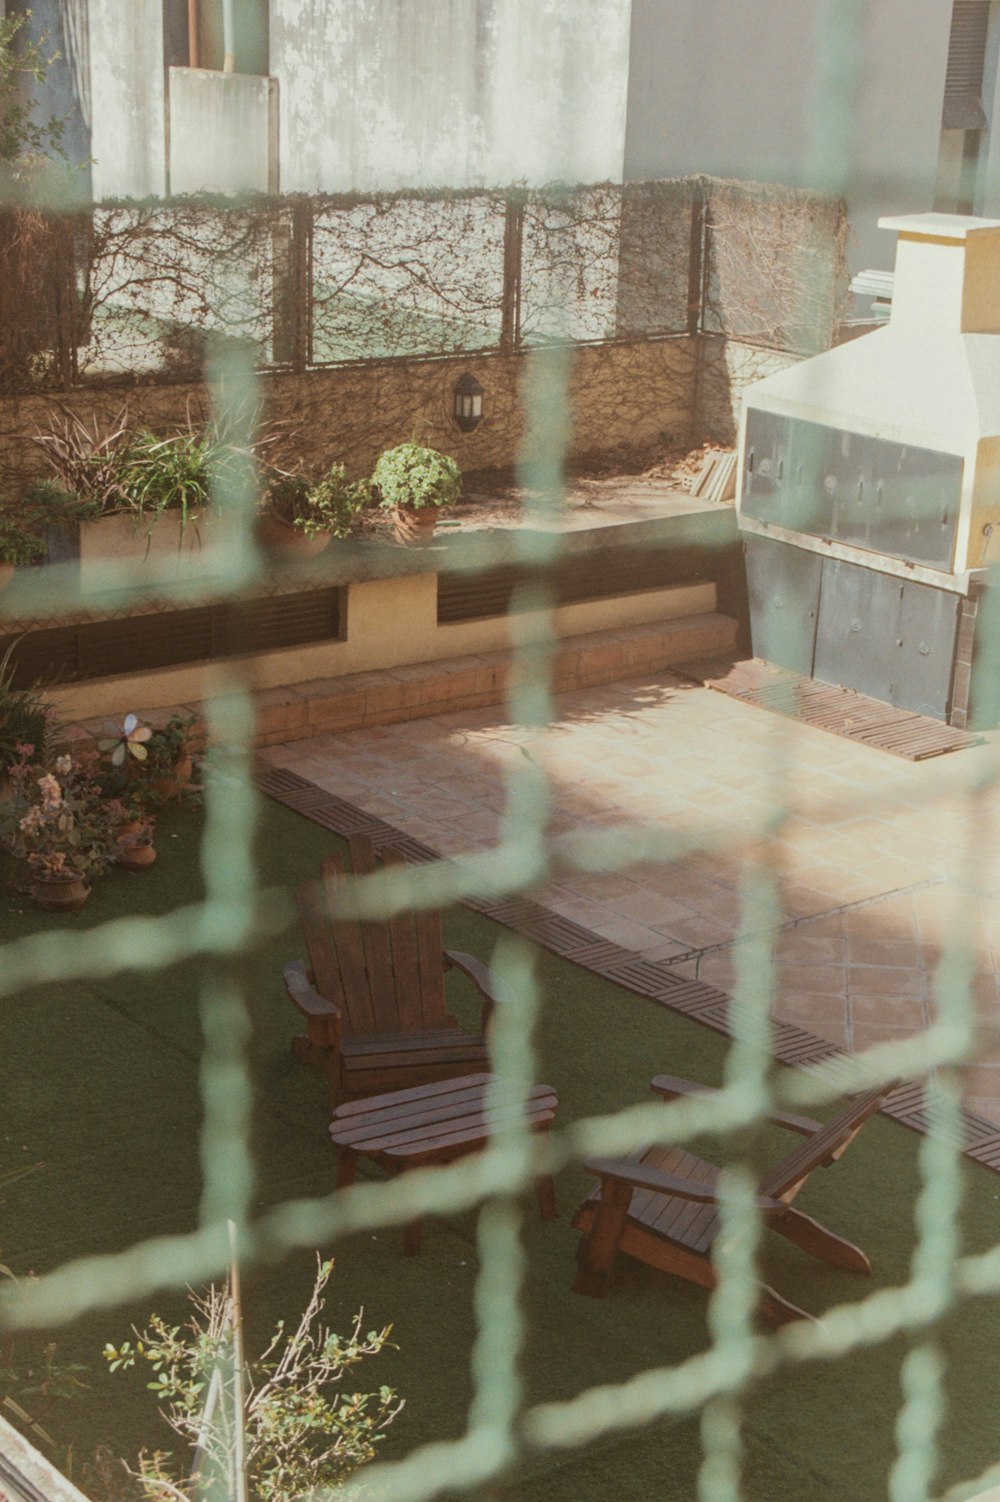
69 612 737 751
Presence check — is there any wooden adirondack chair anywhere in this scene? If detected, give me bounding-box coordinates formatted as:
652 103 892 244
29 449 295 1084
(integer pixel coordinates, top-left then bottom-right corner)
284 835 497 1107
573 1073 900 1326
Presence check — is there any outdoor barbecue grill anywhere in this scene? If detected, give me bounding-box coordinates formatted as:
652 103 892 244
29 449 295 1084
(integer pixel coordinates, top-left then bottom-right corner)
736 212 1000 726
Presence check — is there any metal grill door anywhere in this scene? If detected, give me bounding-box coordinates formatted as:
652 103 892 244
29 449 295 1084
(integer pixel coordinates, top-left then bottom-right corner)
813 559 960 718
744 534 821 675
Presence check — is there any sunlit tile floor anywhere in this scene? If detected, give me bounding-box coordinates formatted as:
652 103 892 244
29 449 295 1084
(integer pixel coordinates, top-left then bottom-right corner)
262 669 1000 1123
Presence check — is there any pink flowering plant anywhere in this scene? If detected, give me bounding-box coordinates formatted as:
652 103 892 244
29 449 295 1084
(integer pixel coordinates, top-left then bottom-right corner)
0 744 117 883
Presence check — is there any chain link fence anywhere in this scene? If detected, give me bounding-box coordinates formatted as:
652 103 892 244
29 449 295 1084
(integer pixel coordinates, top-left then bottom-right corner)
0 176 845 395
2 30 996 1502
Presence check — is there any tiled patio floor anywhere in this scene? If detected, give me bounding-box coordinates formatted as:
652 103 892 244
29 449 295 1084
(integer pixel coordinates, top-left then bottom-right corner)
260 668 1000 1124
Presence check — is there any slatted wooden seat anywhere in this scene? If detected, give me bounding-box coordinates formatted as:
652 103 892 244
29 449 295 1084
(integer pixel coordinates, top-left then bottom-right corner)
285 835 498 1108
329 1073 559 1254
572 1073 900 1326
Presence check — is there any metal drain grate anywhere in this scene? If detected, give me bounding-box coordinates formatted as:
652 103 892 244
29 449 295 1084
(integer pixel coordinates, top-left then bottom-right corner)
678 657 986 760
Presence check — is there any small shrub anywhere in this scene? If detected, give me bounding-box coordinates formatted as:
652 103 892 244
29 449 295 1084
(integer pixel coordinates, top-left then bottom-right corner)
0 513 46 565
104 1257 402 1502
372 443 462 512
120 428 216 537
265 463 370 539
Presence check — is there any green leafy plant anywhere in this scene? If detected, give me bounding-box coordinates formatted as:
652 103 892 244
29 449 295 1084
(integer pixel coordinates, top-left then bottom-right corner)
120 427 217 538
372 443 462 512
0 639 55 774
1 743 117 883
264 464 369 539
97 712 199 810
0 513 45 566
0 11 66 177
104 1257 402 1502
19 479 100 529
146 712 198 779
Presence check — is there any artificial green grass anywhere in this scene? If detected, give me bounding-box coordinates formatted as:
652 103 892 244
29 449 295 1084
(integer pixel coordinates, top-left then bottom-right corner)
3 794 1000 1502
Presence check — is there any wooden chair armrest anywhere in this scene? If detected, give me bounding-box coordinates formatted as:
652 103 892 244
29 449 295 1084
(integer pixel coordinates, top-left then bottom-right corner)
584 1156 785 1214
444 949 500 1029
650 1074 823 1138
284 960 342 1021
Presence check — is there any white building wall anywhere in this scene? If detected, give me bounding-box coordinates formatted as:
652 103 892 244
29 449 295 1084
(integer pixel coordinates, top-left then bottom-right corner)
168 69 278 195
87 0 166 200
270 0 631 192
623 0 953 274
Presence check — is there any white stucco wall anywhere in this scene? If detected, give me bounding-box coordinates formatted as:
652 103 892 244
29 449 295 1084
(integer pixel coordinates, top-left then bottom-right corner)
623 0 953 274
270 0 632 192
87 0 166 200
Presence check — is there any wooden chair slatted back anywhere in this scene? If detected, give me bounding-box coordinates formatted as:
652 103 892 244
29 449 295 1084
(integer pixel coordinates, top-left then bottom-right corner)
379 845 433 1032
296 855 348 1016
319 853 378 1035
298 838 450 1040
759 1082 892 1204
411 878 447 1028
349 836 400 1033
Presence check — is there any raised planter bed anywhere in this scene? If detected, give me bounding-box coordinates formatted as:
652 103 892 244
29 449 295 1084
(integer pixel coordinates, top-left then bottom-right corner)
78 511 226 589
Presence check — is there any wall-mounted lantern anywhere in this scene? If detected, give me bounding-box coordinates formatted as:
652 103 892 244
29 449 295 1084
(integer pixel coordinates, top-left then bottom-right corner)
453 373 484 432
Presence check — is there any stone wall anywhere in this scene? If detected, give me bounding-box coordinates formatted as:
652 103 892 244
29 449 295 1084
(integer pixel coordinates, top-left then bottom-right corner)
0 336 697 494
696 337 800 445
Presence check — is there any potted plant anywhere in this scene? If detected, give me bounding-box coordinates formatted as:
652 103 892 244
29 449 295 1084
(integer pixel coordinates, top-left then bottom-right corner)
118 425 216 543
33 408 255 585
0 514 46 588
114 810 157 871
2 748 116 908
371 443 462 545
144 713 198 801
258 464 369 558
32 404 132 518
99 711 199 805
27 849 92 911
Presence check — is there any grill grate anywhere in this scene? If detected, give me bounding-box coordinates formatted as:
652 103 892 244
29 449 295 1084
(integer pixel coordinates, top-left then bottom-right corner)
677 656 986 759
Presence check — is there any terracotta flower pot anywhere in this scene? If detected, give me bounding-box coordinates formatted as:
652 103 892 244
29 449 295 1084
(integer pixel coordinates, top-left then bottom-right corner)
31 873 91 911
257 513 331 559
392 505 438 546
153 752 194 801
118 842 157 871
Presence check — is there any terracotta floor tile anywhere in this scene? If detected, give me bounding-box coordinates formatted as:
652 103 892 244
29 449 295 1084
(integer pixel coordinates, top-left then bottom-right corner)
777 964 848 996
849 1022 930 1052
584 916 680 953
846 965 927 998
847 938 923 968
849 994 929 1028
775 933 847 966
